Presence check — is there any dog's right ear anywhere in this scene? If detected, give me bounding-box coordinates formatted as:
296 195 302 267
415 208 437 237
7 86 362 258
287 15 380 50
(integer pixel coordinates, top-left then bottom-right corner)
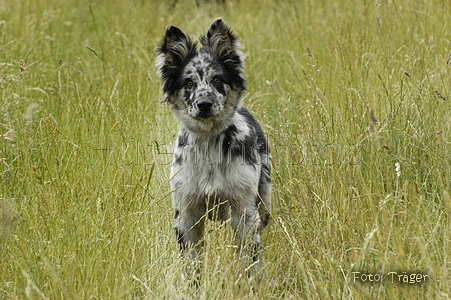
157 25 196 71
156 26 197 99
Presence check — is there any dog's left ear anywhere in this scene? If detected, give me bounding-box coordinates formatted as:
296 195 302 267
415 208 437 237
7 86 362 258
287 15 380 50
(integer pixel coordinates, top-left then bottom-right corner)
201 18 243 64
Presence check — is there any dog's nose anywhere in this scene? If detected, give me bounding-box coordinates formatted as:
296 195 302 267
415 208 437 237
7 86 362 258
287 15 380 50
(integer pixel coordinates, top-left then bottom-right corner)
197 99 212 112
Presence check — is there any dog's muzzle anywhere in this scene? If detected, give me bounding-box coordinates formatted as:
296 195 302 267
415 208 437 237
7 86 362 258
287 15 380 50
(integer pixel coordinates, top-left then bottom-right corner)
196 99 213 119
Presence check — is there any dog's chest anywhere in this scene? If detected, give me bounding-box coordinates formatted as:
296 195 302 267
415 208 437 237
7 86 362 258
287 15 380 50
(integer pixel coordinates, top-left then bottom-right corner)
171 132 259 197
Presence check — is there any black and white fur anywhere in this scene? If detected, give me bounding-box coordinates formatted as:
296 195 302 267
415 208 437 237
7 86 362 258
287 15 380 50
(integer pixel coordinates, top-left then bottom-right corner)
156 18 271 281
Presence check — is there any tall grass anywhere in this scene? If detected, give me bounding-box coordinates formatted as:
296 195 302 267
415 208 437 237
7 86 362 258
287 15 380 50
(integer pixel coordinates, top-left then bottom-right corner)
1 0 450 298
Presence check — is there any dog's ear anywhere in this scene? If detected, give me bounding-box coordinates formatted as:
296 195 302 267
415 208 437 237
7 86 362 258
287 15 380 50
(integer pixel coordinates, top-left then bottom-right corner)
201 18 244 64
157 26 197 99
157 25 196 70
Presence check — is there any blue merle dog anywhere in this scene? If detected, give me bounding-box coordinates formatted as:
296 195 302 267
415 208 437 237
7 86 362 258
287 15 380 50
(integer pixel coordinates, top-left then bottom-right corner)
156 18 271 281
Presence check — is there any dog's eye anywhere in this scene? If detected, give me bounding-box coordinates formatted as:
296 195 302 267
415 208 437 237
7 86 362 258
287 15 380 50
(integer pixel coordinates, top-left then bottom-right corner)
213 78 221 84
186 81 193 87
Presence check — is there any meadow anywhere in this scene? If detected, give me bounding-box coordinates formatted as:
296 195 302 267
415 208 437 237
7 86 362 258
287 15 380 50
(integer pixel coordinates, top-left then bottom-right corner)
1 0 451 298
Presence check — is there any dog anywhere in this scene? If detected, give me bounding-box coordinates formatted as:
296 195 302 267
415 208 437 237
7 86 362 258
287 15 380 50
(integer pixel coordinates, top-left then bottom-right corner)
156 18 271 283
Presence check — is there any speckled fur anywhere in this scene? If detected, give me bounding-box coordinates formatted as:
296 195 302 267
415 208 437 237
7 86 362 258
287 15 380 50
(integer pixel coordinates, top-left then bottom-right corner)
157 18 271 281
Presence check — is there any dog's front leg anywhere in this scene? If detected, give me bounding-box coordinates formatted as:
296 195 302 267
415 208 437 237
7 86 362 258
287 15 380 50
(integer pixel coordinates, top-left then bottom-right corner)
173 194 205 286
230 198 264 280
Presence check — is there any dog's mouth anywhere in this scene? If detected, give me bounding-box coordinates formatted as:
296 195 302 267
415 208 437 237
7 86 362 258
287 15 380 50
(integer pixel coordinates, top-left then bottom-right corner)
195 111 215 120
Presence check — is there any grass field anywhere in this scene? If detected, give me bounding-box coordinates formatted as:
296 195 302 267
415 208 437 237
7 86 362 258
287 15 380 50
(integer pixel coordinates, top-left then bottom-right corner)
1 0 451 298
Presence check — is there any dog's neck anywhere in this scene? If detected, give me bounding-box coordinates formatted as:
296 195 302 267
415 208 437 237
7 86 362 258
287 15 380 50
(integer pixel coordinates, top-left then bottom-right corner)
177 106 244 139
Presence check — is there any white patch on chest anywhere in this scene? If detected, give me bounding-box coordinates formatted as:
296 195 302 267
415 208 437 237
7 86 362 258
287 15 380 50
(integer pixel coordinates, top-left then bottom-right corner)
171 113 261 201
171 139 260 198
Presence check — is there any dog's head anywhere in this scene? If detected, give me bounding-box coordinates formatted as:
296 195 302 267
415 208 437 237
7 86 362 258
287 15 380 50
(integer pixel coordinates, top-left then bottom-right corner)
157 18 246 134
